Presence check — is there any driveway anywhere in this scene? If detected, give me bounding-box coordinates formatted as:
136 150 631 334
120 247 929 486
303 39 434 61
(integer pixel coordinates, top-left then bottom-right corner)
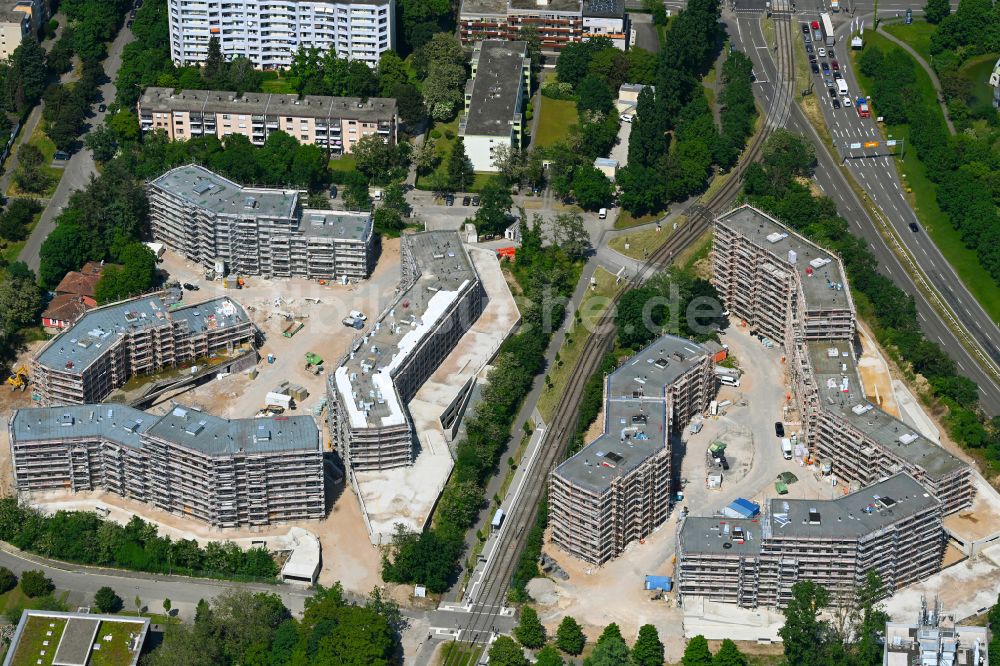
18 17 135 272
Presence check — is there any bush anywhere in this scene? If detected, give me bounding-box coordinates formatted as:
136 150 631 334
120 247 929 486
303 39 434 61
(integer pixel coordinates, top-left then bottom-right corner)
0 567 16 594
430 128 442 139
541 81 575 100
444 129 455 140
94 586 123 613
20 570 53 598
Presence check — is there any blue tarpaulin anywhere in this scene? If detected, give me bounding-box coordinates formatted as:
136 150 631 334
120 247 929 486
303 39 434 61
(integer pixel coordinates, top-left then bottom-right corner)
722 498 760 519
644 575 672 591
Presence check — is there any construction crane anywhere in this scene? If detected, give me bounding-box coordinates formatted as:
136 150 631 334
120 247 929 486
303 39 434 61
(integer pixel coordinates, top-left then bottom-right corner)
6 366 28 391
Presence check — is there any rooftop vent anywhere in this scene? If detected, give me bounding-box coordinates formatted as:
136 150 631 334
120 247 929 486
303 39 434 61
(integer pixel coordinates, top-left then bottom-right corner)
193 181 213 195
766 232 788 243
807 509 821 525
60 413 74 427
185 420 206 436
898 433 919 445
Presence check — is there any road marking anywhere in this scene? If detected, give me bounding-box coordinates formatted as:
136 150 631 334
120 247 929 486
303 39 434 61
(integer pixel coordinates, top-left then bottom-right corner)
919 312 927 322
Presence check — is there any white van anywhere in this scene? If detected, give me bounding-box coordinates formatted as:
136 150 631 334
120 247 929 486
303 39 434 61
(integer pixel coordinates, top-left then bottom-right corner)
598 207 608 219
837 79 849 96
781 437 793 460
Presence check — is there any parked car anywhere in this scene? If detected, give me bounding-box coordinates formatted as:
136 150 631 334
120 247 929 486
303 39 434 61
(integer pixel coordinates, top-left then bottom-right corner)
445 194 455 206
462 195 471 206
98 104 107 112
774 422 785 437
53 150 70 161
182 283 199 291
126 20 132 28
329 185 337 199
832 98 841 109
909 222 920 232
472 195 481 206
129 9 136 18
619 113 634 123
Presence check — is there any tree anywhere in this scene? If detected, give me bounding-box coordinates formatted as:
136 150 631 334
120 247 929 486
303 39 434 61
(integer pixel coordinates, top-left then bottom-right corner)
108 110 141 143
471 177 512 236
391 83 427 127
20 569 53 598
535 644 565 666
587 48 631 91
85 125 118 162
0 567 16 594
488 635 529 666
571 166 613 211
551 212 591 260
94 586 123 613
711 639 746 666
447 137 475 192
556 616 585 655
0 272 43 337
855 570 890 666
435 480 482 528
9 38 48 113
632 624 664 666
377 50 409 96
682 636 713 666
412 138 439 176
13 143 50 194
924 0 951 23
585 632 629 666
163 598 172 615
424 61 466 121
778 581 831 666
203 36 225 83
514 606 546 649
576 75 614 115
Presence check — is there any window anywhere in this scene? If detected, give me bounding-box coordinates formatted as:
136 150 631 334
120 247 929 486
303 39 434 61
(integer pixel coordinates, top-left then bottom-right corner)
222 114 230 120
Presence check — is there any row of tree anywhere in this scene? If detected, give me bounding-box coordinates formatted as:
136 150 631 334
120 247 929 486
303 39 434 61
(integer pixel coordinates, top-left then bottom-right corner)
42 59 106 151
0 499 279 580
744 129 1000 470
382 219 585 593
146 584 403 666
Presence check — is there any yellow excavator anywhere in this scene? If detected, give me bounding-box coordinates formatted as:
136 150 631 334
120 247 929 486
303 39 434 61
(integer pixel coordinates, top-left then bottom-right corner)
6 366 28 391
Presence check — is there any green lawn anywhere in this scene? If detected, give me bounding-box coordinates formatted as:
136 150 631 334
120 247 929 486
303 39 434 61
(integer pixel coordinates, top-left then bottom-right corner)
959 53 1000 112
259 72 300 94
416 117 498 193
9 615 65 666
883 21 937 63
438 642 483 665
7 127 63 198
851 33 1000 323
534 97 577 148
609 224 678 260
88 619 148 666
328 153 357 174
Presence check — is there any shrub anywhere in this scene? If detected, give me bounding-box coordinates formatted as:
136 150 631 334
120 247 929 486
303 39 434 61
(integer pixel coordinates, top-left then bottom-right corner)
430 128 442 139
94 586 123 613
20 570 53 598
0 567 16 594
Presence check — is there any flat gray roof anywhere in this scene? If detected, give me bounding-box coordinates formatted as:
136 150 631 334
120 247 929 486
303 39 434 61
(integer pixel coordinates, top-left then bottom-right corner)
808 340 967 480
333 231 479 429
146 404 320 455
768 473 940 539
510 0 582 11
584 0 625 18
35 295 249 375
300 209 373 242
463 41 527 138
718 206 852 312
139 87 397 122
553 334 708 494
11 404 153 450
150 165 298 219
680 516 764 556
459 0 507 15
11 403 320 456
52 616 99 666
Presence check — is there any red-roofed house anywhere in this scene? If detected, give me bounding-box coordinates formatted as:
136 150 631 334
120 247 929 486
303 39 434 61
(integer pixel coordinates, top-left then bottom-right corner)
42 261 104 330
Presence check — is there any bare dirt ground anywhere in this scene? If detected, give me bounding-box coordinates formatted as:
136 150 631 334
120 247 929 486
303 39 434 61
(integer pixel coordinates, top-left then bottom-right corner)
856 324 899 417
163 239 402 420
0 339 50 496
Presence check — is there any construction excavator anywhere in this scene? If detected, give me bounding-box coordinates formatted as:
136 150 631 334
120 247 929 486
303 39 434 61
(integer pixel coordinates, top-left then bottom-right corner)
6 365 28 391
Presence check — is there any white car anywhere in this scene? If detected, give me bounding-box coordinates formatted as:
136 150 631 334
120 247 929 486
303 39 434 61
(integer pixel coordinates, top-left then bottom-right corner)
619 113 634 123
818 47 826 57
349 310 367 321
842 96 853 107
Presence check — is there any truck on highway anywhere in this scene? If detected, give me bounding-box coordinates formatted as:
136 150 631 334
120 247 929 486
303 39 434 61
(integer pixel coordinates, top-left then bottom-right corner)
821 13 835 46
837 79 849 96
856 96 870 117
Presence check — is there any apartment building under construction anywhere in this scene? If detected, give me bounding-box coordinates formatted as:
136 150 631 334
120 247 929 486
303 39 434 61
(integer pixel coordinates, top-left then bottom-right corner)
32 294 254 407
328 231 487 471
677 473 946 608
148 165 378 281
8 403 325 527
549 334 715 565
712 205 973 514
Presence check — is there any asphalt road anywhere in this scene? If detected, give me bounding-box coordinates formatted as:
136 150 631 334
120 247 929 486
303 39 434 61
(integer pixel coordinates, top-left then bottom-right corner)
18 17 135 273
797 9 1000 388
727 11 1000 415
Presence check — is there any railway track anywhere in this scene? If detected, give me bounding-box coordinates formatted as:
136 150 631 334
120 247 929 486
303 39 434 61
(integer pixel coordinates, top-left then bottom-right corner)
441 15 796 663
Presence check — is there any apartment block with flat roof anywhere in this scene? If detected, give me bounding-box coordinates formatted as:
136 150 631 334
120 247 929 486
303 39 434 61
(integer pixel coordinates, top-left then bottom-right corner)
137 87 397 154
549 334 714 565
8 403 325 527
147 164 378 280
0 0 44 60
678 474 946 609
167 0 395 70
459 0 627 51
460 41 530 172
712 205 973 515
31 294 254 407
328 231 487 471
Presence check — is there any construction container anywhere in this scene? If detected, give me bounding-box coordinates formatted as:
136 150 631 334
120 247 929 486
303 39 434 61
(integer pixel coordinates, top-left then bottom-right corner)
248 368 258 379
283 321 304 337
305 352 323 366
267 354 275 364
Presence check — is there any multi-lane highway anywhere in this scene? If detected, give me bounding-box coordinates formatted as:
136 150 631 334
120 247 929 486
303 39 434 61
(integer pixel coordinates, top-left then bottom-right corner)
727 8 1000 414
